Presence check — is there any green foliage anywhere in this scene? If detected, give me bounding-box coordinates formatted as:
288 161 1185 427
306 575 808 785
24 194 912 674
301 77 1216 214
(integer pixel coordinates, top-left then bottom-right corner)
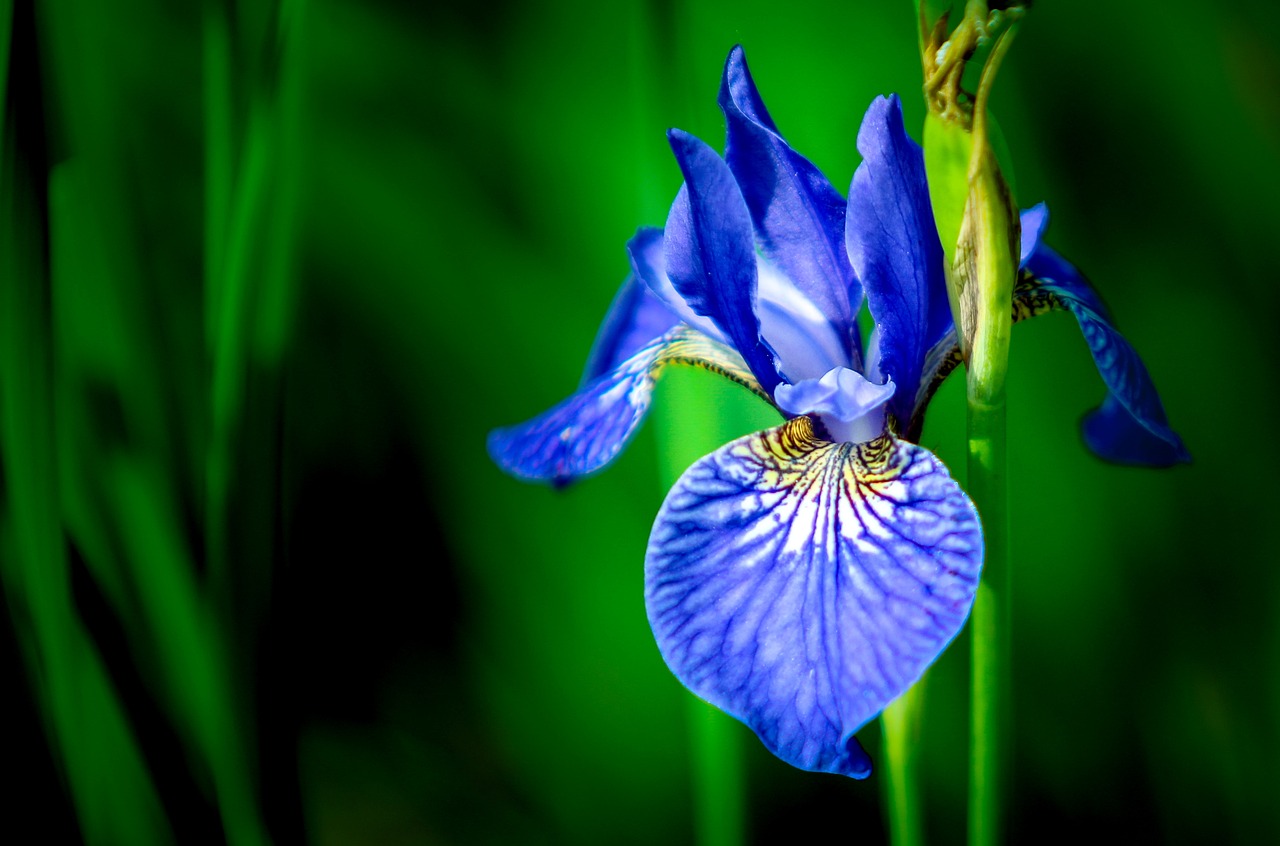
2 1 1278 844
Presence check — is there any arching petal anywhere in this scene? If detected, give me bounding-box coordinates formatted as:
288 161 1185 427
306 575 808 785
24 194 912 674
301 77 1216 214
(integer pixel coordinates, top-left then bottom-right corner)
1022 251 1190 466
489 328 766 485
581 272 680 383
1082 394 1191 466
665 130 782 394
645 417 982 778
719 45 860 373
847 95 952 428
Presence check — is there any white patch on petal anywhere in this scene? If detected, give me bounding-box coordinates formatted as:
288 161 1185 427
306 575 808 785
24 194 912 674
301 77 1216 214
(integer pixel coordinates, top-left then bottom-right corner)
757 262 851 382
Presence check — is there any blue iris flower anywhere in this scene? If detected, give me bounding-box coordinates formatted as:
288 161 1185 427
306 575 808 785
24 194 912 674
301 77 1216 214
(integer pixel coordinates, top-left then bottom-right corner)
489 46 1188 779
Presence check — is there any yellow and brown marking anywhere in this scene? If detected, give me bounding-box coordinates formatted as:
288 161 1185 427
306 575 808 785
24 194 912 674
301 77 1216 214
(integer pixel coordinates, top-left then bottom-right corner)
904 270 1066 442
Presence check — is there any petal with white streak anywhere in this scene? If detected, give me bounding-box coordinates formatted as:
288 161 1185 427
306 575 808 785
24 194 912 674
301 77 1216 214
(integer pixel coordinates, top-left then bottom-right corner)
645 417 982 777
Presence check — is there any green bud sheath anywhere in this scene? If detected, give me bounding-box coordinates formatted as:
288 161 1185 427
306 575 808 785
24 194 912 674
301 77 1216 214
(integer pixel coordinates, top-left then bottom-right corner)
919 4 1022 389
954 143 1018 401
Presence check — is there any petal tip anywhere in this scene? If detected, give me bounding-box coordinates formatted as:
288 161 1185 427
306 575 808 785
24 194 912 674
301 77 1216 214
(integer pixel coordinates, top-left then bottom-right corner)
836 734 874 779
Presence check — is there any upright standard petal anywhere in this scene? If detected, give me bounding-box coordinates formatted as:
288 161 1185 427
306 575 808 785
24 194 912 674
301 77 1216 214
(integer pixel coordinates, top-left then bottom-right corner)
847 95 952 428
1020 250 1190 466
719 45 860 373
646 416 982 778
489 328 766 485
664 130 781 395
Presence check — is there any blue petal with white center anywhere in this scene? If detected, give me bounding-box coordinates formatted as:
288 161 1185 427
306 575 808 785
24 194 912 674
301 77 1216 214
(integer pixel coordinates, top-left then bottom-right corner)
719 45 860 374
665 130 782 394
645 416 982 778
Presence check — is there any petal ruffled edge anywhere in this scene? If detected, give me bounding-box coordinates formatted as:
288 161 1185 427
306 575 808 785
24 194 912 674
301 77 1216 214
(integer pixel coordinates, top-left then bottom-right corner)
489 327 767 485
645 416 982 778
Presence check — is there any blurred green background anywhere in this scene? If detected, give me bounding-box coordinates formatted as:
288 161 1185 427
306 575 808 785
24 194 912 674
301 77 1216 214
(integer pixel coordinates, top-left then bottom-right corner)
3 0 1278 843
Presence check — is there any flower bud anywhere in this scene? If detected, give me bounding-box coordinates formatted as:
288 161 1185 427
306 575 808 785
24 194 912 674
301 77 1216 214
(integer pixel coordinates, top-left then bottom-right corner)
918 2 1024 399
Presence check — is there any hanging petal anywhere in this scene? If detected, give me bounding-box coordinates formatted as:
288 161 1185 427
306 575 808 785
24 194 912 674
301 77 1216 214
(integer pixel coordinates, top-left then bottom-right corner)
581 273 680 383
1082 395 1191 466
489 328 767 485
847 95 952 428
646 416 982 778
718 45 860 373
665 130 782 394
1022 249 1190 466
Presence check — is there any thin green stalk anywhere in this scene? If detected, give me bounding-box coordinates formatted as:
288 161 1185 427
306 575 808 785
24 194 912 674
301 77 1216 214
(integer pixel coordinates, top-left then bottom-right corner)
655 370 749 846
687 697 746 846
203 0 232 346
201 1 301 841
882 679 927 846
1 32 170 839
966 389 1009 846
964 21 1018 845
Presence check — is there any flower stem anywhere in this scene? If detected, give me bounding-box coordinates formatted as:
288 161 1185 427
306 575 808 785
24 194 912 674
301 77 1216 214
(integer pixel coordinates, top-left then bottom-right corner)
966 386 1010 846
687 697 746 846
655 369 750 846
882 680 927 846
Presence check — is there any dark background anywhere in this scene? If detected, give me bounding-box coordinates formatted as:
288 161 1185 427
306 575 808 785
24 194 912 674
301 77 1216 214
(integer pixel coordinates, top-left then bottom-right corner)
3 1 1278 843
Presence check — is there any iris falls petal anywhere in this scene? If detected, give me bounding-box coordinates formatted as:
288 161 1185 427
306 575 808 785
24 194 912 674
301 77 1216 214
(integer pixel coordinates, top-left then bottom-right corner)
645 416 982 778
489 328 766 484
1020 251 1190 466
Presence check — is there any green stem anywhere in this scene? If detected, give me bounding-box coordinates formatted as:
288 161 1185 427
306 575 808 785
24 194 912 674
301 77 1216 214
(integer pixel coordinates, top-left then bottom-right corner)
654 370 747 846
687 697 746 846
882 680 927 846
966 388 1009 846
